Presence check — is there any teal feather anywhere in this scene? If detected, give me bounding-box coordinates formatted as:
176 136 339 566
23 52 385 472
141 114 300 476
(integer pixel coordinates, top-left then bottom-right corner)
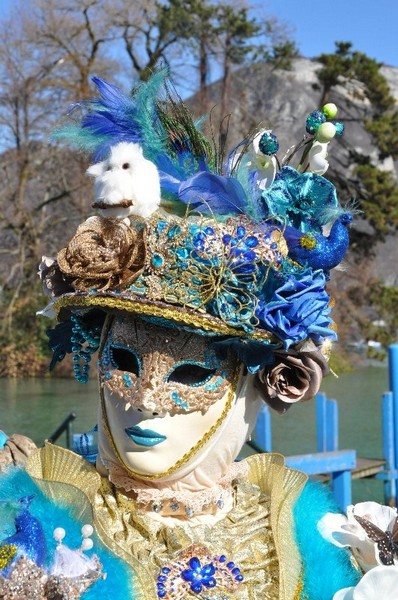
132 69 169 162
52 124 106 155
294 480 361 599
52 72 167 163
232 154 263 222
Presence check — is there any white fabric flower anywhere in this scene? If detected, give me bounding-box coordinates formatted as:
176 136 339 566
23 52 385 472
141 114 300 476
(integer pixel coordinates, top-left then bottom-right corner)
250 129 277 189
333 565 398 599
318 502 398 572
230 129 277 191
308 141 329 175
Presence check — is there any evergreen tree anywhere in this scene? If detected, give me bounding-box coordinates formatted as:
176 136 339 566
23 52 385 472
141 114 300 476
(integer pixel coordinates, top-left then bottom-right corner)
315 43 398 353
315 43 398 249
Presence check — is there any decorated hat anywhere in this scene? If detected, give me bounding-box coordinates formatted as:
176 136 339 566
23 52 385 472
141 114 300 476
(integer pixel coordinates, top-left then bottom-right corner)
40 73 351 395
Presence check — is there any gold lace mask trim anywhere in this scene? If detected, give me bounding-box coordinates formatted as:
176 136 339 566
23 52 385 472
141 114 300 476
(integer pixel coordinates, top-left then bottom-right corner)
99 316 237 415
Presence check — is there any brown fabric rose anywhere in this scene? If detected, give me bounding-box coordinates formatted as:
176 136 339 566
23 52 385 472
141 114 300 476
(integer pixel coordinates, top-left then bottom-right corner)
255 348 329 414
57 216 146 292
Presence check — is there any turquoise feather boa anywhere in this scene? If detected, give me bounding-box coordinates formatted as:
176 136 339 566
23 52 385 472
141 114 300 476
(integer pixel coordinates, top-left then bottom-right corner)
294 480 361 599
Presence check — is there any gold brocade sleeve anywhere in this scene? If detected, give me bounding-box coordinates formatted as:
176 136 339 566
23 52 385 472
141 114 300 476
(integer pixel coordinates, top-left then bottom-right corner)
246 453 308 600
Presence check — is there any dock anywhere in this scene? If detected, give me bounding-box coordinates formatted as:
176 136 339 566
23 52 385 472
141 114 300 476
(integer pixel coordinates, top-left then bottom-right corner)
311 457 386 485
352 457 386 480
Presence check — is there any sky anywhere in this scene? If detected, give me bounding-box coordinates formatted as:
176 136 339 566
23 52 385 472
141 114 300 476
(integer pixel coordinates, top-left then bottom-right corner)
264 0 398 67
0 0 396 68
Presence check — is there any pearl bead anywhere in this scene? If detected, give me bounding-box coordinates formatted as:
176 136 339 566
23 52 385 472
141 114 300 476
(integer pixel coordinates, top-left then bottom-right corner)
81 524 94 538
81 537 94 551
316 122 336 143
53 527 66 542
322 103 338 119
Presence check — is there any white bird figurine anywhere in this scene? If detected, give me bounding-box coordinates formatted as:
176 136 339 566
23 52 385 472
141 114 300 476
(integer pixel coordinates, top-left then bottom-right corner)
86 141 161 220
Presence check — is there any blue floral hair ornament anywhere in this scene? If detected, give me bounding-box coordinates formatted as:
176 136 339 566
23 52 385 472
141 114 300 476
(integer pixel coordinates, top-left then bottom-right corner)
260 166 342 232
255 270 337 350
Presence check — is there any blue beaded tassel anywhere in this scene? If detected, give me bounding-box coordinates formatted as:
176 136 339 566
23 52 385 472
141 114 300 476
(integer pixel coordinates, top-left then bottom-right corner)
70 315 102 383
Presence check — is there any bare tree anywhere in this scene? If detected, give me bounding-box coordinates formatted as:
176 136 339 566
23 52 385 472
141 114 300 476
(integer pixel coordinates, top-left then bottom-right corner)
0 9 93 340
28 0 120 98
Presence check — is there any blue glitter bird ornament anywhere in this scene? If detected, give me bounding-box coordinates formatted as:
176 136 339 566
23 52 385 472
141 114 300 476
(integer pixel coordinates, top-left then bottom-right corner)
0 495 46 576
284 212 353 271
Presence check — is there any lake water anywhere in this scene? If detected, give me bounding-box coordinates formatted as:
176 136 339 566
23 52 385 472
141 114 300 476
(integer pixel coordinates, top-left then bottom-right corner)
269 365 389 504
0 365 390 504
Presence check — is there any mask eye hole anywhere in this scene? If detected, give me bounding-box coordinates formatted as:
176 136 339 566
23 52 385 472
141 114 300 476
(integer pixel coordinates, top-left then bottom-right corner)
167 364 217 387
110 345 140 376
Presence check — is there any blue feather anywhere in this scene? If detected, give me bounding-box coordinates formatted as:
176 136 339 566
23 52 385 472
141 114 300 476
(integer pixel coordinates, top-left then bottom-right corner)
55 75 166 163
82 78 144 161
177 172 248 216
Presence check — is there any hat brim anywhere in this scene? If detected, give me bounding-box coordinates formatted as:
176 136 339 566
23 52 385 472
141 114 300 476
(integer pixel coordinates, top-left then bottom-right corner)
54 291 276 343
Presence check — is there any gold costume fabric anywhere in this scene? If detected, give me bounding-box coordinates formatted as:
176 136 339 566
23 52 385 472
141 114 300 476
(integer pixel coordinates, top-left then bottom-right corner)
27 445 307 599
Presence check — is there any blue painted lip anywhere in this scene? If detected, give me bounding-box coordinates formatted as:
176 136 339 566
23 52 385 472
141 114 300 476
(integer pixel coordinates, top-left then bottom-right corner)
125 426 167 447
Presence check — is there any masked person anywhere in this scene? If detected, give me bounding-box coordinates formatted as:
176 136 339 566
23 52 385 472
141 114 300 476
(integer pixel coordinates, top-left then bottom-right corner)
0 75 359 599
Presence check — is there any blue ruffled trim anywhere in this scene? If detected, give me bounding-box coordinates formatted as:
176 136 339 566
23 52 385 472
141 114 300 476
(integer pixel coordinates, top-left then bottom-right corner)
294 480 361 599
0 468 136 599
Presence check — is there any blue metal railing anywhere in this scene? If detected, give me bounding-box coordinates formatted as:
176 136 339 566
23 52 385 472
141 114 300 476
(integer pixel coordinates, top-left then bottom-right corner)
254 393 356 510
375 344 398 506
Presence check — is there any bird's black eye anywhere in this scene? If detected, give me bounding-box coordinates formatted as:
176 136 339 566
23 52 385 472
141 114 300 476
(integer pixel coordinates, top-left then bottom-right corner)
110 345 140 376
122 163 130 169
167 363 217 386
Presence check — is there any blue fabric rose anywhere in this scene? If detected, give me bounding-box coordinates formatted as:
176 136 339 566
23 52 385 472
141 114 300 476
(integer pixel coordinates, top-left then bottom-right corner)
260 166 339 232
255 270 337 348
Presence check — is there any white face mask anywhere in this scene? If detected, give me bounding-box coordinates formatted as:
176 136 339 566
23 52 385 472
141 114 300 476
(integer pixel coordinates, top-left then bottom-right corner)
98 316 239 477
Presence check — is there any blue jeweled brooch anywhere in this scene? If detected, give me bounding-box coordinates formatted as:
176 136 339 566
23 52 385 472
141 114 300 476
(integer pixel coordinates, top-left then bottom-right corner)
156 544 244 598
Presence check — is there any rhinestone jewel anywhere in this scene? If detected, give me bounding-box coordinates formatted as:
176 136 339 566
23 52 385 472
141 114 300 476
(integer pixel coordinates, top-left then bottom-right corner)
152 502 163 513
151 252 165 269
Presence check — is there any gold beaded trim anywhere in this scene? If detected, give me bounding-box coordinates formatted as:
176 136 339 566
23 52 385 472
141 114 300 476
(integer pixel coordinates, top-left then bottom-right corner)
54 294 275 342
100 366 240 480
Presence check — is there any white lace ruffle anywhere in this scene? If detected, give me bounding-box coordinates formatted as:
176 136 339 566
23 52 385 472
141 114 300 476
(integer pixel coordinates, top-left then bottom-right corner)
105 459 248 516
